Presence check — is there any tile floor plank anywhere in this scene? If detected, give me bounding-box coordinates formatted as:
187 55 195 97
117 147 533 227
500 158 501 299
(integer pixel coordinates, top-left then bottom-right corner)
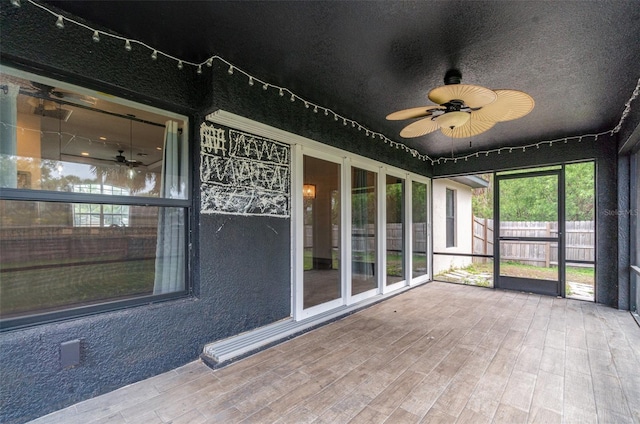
25 282 640 424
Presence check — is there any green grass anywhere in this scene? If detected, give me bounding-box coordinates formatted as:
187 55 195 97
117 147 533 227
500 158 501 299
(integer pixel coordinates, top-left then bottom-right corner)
0 260 155 317
437 260 594 287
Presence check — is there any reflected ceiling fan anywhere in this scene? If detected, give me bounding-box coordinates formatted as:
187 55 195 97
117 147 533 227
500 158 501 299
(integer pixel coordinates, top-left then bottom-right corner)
115 150 143 167
25 82 97 107
386 69 534 138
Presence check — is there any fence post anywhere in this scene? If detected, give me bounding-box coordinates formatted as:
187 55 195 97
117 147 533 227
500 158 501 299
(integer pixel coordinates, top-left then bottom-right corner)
482 218 488 264
545 221 551 268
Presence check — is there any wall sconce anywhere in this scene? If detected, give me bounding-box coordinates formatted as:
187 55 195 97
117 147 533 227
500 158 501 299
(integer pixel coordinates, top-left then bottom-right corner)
303 184 316 199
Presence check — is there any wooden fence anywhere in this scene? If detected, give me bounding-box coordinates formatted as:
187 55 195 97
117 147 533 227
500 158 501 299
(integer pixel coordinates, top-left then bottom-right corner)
304 219 594 268
473 218 594 267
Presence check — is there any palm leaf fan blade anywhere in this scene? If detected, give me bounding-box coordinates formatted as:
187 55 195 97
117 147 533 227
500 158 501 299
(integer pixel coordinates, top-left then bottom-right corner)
428 84 497 108
470 89 535 122
399 117 440 138
386 105 442 120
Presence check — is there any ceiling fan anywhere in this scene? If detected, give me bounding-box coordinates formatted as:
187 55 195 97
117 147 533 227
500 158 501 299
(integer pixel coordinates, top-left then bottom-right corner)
386 69 534 138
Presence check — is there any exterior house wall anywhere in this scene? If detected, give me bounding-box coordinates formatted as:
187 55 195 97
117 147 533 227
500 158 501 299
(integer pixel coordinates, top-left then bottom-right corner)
0 4 431 423
432 179 474 275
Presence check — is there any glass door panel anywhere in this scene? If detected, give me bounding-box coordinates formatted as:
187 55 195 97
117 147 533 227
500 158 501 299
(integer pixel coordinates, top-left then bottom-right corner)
412 181 428 279
496 171 563 296
565 162 595 301
303 156 341 309
351 167 377 296
499 241 559 281
386 175 405 285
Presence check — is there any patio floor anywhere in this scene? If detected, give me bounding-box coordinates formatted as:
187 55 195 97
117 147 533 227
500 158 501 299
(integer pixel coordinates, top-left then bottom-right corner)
29 282 640 424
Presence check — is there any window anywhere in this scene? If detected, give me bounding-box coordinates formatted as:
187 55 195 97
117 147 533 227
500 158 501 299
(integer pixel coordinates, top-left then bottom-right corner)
446 188 456 247
73 184 131 227
386 175 405 286
0 68 190 329
411 180 429 279
351 167 377 297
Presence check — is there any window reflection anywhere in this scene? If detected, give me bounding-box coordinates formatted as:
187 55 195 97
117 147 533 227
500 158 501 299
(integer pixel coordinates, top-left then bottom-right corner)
0 73 187 199
386 175 405 285
303 156 341 309
412 182 428 278
352 167 377 295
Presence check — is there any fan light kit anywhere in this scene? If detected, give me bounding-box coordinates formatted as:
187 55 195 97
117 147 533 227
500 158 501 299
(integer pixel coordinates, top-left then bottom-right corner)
387 70 535 138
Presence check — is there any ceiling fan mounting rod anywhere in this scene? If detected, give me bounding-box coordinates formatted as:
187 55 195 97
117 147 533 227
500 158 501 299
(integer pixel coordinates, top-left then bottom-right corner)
444 69 462 85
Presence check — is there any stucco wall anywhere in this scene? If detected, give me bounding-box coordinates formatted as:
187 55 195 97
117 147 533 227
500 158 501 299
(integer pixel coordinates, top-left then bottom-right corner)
432 179 474 275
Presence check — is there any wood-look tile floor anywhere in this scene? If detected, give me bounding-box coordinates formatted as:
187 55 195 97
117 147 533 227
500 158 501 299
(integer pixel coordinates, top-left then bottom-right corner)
29 282 640 424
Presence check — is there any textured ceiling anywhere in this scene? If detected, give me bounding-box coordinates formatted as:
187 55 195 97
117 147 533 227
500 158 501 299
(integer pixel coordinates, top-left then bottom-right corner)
45 0 640 159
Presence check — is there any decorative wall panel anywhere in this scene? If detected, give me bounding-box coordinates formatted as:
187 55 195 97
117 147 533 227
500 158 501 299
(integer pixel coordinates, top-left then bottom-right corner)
200 123 290 217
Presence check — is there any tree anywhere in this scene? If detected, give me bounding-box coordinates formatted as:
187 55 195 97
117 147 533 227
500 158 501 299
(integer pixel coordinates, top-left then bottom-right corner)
471 164 594 222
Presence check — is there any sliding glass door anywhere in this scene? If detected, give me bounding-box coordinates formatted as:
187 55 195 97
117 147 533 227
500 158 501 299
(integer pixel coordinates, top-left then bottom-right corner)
385 174 405 289
294 147 431 319
351 167 378 299
301 155 342 312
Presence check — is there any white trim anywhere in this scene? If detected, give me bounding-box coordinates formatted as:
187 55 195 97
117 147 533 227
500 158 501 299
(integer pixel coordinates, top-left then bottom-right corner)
292 144 304 319
406 177 414 286
377 167 386 293
342 157 352 300
410 178 433 284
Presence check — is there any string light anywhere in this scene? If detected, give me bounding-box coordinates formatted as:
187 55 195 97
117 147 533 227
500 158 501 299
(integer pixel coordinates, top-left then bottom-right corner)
14 0 640 165
290 94 295 102
279 88 284 97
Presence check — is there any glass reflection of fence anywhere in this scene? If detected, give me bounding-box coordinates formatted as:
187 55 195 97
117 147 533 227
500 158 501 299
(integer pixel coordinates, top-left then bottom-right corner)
473 217 594 268
303 223 428 254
